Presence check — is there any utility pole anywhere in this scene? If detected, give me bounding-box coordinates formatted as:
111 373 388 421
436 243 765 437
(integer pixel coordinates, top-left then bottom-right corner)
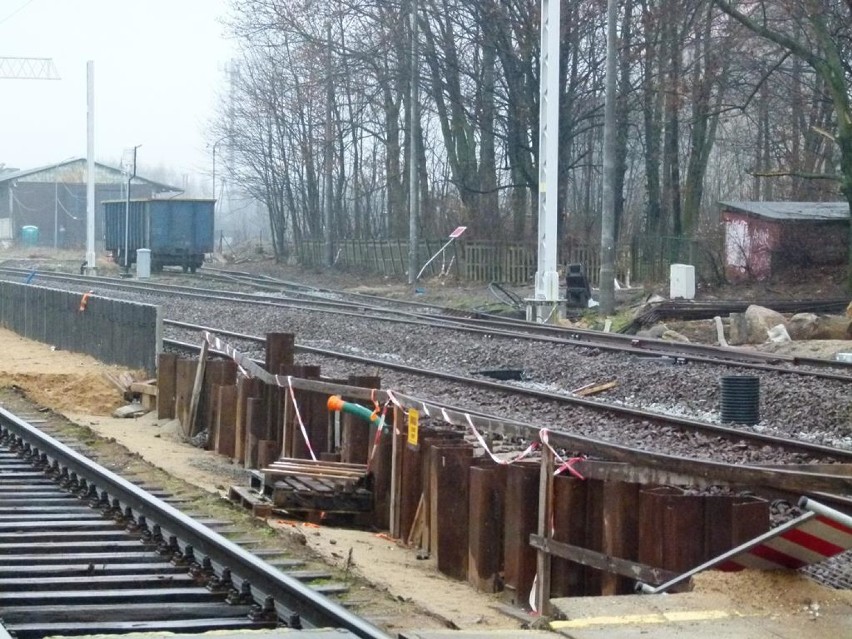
529 0 561 323
123 145 141 270
407 0 420 285
599 0 618 315
323 23 334 268
85 61 97 275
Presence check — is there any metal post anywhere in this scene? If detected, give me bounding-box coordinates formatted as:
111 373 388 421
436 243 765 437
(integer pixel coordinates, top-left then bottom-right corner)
54 180 58 249
123 146 139 270
85 61 96 274
599 0 618 315
323 22 334 268
407 0 420 286
529 0 561 322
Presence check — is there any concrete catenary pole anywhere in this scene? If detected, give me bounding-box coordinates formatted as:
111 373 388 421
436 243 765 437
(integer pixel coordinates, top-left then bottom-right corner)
599 0 618 315
324 23 334 268
85 60 97 275
407 0 420 285
531 0 560 322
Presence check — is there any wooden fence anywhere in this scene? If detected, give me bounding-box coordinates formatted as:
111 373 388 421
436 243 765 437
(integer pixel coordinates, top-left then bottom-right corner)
294 235 718 287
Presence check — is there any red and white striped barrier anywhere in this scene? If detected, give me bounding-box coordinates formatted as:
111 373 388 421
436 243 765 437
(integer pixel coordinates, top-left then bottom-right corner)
638 497 852 594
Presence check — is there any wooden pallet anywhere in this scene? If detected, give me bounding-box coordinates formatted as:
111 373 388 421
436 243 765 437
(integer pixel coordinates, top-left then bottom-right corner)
261 458 373 514
228 485 273 518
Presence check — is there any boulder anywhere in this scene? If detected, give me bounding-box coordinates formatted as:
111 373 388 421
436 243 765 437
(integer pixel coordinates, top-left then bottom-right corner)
636 323 669 339
846 301 852 319
787 313 820 340
661 329 690 343
728 305 787 345
810 315 852 340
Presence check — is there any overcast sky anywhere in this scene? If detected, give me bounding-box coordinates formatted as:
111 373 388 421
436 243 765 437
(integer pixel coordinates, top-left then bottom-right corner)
0 0 233 182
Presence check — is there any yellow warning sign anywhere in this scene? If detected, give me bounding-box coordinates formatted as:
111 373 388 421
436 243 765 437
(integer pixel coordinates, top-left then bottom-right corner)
407 409 419 446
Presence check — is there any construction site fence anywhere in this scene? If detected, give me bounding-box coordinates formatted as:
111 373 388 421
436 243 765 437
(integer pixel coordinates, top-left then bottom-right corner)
0 280 161 374
293 235 717 286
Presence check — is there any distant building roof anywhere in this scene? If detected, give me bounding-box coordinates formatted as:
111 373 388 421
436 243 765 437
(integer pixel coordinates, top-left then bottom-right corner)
0 157 181 192
720 201 850 221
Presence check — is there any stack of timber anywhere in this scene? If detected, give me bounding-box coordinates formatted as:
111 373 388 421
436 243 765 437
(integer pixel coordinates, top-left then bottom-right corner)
260 459 372 514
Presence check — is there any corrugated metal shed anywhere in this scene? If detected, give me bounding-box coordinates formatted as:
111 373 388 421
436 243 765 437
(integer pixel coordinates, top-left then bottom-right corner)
720 201 850 221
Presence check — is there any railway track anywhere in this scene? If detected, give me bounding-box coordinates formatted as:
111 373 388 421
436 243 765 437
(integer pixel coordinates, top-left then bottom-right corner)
163 322 852 467
0 406 390 639
1 265 850 383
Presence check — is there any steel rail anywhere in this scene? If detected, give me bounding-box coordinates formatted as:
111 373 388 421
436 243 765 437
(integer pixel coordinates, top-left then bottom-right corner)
3 266 850 381
163 337 852 497
0 407 390 639
163 323 852 463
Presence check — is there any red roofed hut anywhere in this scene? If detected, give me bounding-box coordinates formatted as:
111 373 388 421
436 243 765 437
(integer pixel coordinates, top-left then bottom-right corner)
720 201 850 281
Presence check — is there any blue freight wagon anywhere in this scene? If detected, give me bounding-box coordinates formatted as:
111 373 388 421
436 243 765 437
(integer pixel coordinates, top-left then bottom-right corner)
103 198 215 273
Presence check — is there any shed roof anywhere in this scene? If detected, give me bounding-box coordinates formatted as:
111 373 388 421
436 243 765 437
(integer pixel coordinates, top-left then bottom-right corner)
0 158 181 192
720 201 850 221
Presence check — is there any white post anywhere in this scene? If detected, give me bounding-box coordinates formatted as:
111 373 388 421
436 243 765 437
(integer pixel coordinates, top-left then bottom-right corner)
530 0 561 323
85 60 97 274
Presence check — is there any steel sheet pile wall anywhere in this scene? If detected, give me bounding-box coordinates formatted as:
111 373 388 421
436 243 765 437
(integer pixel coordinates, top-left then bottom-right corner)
0 281 161 373
157 333 777 609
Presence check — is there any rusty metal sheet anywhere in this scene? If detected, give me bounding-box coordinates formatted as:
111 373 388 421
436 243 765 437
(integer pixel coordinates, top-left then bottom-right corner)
638 486 682 570
503 462 539 607
370 423 393 530
156 353 177 419
601 481 640 595
704 494 769 561
341 375 380 464
430 445 474 580
550 476 587 596
468 463 506 592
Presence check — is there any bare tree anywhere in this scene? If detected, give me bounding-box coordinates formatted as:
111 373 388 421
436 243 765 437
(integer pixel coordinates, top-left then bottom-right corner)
714 0 852 285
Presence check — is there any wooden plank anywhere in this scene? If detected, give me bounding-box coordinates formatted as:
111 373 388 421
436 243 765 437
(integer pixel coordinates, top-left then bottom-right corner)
529 535 685 589
572 380 617 396
129 382 158 395
389 407 404 538
266 462 366 476
186 340 209 438
174 359 197 435
271 458 368 471
406 493 426 547
534 445 554 614
264 464 365 479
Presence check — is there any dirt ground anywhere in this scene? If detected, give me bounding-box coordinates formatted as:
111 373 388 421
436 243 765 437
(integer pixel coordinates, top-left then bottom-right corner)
2 324 852 634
